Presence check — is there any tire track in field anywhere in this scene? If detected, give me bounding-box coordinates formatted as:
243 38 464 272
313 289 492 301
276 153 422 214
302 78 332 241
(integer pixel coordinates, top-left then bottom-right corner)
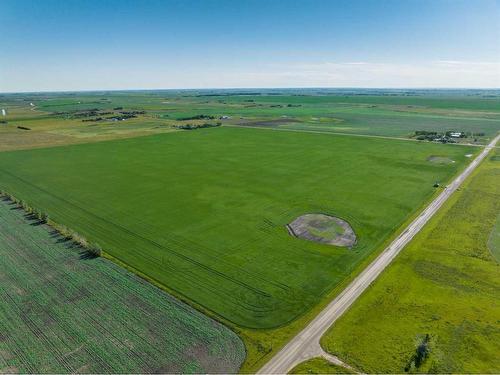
0 168 272 296
0 169 304 324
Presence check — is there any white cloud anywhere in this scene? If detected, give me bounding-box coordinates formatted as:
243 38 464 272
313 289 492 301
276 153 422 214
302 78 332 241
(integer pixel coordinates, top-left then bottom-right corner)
1 60 499 92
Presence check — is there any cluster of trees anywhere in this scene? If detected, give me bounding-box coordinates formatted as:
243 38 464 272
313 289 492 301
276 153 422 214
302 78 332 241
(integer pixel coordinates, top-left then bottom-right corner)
82 110 145 122
413 130 459 143
82 117 105 122
246 103 301 108
0 190 102 257
414 130 485 142
107 114 137 121
119 110 145 115
69 109 106 118
63 108 147 122
414 131 440 140
244 103 265 108
82 114 137 122
177 114 216 121
174 122 222 130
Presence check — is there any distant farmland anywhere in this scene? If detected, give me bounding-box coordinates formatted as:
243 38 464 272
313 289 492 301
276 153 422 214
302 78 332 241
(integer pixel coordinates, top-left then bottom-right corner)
0 126 476 329
1 90 499 152
0 197 244 373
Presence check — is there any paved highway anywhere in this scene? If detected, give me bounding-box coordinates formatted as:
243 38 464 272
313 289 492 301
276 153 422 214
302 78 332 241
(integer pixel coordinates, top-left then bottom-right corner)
258 134 500 374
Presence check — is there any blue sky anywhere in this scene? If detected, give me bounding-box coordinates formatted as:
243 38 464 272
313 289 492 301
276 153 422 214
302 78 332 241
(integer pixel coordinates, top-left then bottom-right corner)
0 0 499 92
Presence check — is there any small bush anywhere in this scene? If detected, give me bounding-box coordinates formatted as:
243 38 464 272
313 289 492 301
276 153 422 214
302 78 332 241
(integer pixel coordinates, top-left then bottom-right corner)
56 224 71 239
88 243 102 257
405 334 431 372
71 232 88 248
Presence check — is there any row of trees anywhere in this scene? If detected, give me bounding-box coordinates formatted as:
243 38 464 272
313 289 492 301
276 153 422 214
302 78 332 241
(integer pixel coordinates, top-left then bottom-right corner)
174 122 222 130
0 190 102 257
177 114 216 121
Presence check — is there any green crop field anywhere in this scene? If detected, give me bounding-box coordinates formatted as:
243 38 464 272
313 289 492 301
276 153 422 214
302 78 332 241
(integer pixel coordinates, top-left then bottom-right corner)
320 149 500 373
0 196 244 373
0 126 475 330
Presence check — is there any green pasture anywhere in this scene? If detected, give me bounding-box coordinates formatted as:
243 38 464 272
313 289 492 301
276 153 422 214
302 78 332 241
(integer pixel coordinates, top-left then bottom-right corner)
321 149 500 373
0 196 244 373
0 126 475 330
488 213 500 262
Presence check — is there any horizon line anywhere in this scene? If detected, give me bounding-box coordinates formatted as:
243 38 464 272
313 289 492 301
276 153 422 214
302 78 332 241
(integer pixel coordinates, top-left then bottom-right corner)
2 86 500 95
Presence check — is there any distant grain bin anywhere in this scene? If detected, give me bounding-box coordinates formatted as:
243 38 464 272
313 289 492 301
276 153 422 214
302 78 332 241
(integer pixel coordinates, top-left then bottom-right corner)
1 109 6 116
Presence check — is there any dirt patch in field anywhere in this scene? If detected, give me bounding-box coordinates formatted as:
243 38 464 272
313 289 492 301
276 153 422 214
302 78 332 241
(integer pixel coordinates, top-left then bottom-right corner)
287 214 356 248
0 349 13 360
236 118 300 127
0 366 18 374
427 155 455 164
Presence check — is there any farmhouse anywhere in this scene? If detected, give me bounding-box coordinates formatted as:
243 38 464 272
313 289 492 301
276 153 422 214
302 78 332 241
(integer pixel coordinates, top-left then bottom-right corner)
450 132 463 138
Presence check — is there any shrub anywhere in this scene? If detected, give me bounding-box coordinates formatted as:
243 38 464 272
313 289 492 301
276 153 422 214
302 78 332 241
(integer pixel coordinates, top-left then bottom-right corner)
88 243 102 257
71 232 88 248
405 334 431 372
